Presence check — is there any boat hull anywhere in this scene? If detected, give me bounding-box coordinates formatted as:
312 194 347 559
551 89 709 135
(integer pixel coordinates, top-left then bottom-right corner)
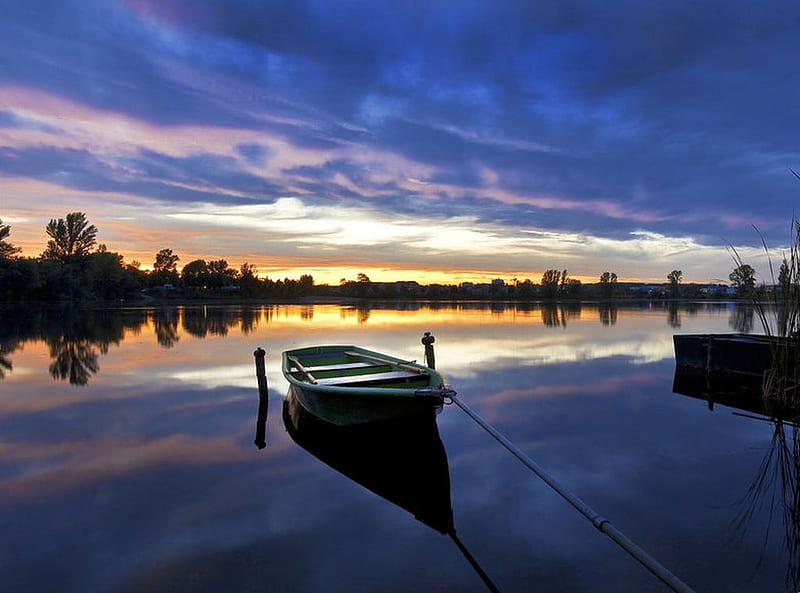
281 345 452 426
673 333 780 380
287 383 443 426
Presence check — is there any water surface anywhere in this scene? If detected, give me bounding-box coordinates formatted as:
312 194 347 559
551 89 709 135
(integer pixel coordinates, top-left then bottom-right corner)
0 302 793 592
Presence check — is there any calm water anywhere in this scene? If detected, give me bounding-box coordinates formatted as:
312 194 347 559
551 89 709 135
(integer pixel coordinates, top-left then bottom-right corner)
0 302 794 592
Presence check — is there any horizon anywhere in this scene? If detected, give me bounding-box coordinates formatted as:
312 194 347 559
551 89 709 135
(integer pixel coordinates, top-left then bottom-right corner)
2 1 798 286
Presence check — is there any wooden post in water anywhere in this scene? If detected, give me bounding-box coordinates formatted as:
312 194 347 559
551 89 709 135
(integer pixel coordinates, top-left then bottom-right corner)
254 348 268 449
422 332 436 369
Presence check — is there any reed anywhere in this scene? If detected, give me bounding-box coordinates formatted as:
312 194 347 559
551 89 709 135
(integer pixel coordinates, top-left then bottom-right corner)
732 215 800 413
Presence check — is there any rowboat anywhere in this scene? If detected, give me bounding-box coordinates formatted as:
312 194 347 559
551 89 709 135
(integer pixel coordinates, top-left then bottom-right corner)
281 345 455 426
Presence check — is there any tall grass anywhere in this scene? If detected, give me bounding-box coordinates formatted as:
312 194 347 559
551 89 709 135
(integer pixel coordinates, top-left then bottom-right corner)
732 211 800 588
731 215 800 412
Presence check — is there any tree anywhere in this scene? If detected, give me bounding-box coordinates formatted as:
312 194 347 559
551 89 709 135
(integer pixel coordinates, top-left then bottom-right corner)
564 278 582 297
152 248 180 286
298 274 314 294
182 259 208 287
541 269 562 298
667 270 683 298
41 212 98 262
599 271 618 298
85 250 128 300
779 259 792 291
239 262 260 297
729 264 756 297
207 259 235 287
0 218 22 258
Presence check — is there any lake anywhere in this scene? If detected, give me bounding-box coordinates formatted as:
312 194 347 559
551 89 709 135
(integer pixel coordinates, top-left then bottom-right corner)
0 301 795 592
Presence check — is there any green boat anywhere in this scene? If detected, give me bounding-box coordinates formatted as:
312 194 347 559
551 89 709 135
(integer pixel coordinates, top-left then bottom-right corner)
281 345 455 426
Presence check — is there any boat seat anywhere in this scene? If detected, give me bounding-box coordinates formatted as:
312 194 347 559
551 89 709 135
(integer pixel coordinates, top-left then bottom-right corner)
290 361 384 373
316 370 426 386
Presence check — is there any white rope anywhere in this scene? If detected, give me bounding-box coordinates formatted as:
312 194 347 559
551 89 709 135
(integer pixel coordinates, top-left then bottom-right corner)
451 395 698 593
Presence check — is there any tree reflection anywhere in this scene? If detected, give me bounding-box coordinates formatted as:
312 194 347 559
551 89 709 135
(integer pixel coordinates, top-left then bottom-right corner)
541 304 565 327
240 307 260 334
0 305 136 384
47 336 101 385
152 307 180 348
599 304 618 326
0 342 15 378
667 303 681 328
182 306 239 337
730 305 754 333
0 304 274 382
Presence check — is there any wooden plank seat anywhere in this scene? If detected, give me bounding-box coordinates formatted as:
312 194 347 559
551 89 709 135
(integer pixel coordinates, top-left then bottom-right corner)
315 370 427 386
289 361 384 373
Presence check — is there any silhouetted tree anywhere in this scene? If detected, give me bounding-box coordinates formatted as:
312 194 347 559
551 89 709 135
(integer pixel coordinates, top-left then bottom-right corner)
541 269 562 298
729 264 756 297
182 259 208 287
667 270 683 298
41 212 97 262
0 218 21 258
516 279 536 299
564 278 582 297
599 271 618 298
152 248 180 286
207 259 235 287
239 262 260 297
0 256 39 300
298 274 314 295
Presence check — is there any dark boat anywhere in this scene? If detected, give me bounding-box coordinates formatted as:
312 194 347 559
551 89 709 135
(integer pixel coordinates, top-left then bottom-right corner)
673 333 778 380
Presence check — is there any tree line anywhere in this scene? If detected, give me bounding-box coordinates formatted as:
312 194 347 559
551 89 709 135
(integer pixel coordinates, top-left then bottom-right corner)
0 212 314 301
0 211 763 302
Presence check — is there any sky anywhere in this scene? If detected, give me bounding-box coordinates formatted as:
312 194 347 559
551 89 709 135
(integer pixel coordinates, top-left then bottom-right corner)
1 0 799 285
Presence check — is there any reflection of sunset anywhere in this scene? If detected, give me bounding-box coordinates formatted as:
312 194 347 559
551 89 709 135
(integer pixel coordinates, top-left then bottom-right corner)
0 432 296 503
0 301 734 506
478 371 665 407
0 303 783 593
0 303 701 392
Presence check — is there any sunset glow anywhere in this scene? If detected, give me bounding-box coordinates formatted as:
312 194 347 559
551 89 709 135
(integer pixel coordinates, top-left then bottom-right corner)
2 1 798 284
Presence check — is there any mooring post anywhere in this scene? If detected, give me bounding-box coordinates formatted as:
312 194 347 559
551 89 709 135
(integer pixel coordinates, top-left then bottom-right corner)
254 347 268 399
422 332 436 369
253 347 268 449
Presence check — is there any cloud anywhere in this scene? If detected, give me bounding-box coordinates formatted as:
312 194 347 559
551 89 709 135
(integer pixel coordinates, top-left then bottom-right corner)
1 0 799 283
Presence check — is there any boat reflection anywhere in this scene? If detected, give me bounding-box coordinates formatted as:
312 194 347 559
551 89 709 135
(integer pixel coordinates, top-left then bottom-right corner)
282 389 500 592
672 364 800 421
672 366 800 588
